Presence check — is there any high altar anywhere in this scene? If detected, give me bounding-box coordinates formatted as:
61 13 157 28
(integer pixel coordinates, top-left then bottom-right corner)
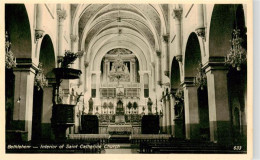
85 48 153 135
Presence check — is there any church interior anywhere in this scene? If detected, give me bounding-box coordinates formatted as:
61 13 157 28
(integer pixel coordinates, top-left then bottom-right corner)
4 3 248 153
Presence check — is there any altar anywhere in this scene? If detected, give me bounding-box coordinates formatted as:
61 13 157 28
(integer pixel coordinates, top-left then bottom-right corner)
107 124 132 135
99 124 141 135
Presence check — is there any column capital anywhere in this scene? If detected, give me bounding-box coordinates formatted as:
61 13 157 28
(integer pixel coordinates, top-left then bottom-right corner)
172 8 183 20
84 61 89 68
164 71 170 77
70 34 79 42
130 58 136 63
35 29 45 42
175 55 183 62
156 50 161 57
57 9 67 22
162 34 169 43
195 28 206 41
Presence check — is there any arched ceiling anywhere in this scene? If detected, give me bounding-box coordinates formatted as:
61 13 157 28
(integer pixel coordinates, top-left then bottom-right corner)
71 4 168 71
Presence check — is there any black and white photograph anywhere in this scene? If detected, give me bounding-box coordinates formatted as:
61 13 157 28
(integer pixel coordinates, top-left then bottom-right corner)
1 1 253 159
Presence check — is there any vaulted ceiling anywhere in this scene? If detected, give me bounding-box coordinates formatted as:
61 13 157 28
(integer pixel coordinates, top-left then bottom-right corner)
71 4 169 71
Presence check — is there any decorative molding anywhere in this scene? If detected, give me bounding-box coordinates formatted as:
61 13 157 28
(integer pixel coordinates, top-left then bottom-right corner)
57 9 67 22
35 29 44 42
107 48 132 55
172 9 183 20
195 27 206 41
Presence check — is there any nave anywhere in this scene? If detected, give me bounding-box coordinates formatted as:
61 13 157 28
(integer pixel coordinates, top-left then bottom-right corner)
4 3 248 154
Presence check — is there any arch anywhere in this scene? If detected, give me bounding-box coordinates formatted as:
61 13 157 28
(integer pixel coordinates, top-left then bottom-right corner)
209 4 246 57
5 4 32 58
85 28 154 64
90 40 148 72
184 32 202 78
39 35 56 78
170 57 181 89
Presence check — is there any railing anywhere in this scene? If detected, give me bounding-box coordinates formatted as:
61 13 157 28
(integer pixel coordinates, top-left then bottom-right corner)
130 134 171 145
67 134 110 145
100 88 140 98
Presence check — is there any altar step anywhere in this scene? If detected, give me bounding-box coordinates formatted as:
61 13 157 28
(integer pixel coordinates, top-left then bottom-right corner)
109 135 130 143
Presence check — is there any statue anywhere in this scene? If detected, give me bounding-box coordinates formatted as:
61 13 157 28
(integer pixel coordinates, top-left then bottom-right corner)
124 64 129 73
88 97 94 115
147 97 153 114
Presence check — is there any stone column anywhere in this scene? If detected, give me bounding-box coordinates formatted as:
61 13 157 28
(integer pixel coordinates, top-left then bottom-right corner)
139 71 144 98
41 81 55 140
105 59 109 82
131 59 136 82
195 4 206 41
35 4 44 41
78 54 83 87
162 98 167 133
84 61 89 92
165 94 171 134
173 7 183 61
182 77 200 140
148 72 153 100
170 93 176 136
96 71 101 99
205 63 232 144
163 35 170 77
156 51 162 85
70 34 79 68
57 7 67 57
12 61 37 141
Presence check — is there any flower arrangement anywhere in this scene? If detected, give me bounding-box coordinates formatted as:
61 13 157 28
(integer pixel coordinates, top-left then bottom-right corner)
226 29 247 71
5 32 16 69
34 62 48 91
58 50 82 68
195 62 207 90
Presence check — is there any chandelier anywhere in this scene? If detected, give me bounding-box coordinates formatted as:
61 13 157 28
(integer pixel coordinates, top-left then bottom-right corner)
5 31 16 69
226 29 247 71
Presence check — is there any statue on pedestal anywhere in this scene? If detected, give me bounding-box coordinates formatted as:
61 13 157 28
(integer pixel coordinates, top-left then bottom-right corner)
147 97 153 115
88 97 94 115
